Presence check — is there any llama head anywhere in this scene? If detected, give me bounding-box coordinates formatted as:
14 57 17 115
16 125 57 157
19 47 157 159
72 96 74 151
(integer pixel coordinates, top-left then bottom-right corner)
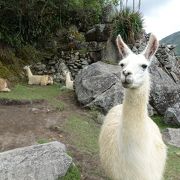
116 34 159 89
23 65 31 70
47 76 53 85
64 70 70 77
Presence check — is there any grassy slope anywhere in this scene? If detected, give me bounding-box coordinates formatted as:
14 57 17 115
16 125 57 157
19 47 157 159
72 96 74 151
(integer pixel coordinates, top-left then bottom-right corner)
0 85 179 180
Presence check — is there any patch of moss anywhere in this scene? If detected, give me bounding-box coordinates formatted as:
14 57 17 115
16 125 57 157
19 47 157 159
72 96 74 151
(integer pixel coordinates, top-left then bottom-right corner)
59 164 81 180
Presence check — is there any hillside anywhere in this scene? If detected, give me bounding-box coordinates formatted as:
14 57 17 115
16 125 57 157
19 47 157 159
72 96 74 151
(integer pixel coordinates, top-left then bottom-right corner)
160 31 180 56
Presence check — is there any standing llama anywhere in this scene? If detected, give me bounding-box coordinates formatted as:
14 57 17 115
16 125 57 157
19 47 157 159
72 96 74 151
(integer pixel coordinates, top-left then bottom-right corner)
99 34 167 180
24 66 53 85
64 70 74 90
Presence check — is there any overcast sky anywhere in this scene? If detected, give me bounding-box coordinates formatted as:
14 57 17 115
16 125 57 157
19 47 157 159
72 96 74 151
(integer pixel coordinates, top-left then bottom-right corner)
139 0 180 40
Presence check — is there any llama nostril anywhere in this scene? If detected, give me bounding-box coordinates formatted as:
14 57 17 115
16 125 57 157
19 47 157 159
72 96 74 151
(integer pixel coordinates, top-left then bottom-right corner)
123 70 132 76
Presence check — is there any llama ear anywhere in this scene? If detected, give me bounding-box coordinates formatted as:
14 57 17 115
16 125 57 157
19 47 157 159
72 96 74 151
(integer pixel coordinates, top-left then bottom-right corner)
143 34 159 60
116 35 132 58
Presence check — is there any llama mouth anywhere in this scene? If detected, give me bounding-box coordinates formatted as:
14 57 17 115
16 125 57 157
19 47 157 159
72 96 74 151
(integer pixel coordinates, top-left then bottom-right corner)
122 82 132 88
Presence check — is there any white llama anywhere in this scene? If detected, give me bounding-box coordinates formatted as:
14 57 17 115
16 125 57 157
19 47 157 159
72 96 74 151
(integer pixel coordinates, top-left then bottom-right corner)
64 70 74 90
24 66 53 86
99 34 167 180
0 78 11 92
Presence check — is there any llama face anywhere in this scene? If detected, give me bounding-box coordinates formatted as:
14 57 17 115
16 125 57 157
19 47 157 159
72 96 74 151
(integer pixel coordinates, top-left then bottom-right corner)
116 34 158 89
119 54 150 88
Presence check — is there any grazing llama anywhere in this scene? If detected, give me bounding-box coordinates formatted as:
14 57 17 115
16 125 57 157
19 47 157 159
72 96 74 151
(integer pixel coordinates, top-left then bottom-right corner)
64 70 74 90
24 66 53 85
0 78 11 92
99 34 167 180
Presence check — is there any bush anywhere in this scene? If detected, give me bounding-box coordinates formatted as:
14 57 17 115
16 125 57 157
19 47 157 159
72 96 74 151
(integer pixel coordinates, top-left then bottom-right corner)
16 45 45 64
112 8 144 44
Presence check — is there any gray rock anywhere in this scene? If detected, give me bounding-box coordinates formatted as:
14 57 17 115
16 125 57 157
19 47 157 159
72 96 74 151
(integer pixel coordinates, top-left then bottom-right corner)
0 141 72 180
75 61 123 113
102 4 117 23
101 38 120 64
162 128 180 147
164 103 180 126
149 58 180 115
34 63 46 71
85 24 111 42
48 60 56 65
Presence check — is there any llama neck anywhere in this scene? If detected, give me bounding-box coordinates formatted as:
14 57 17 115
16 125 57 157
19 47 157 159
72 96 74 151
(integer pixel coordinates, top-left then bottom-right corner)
122 77 150 121
26 68 33 78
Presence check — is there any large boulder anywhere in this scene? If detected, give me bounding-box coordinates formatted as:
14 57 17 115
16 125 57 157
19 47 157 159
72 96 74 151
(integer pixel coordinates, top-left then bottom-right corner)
164 103 180 126
75 60 180 115
162 128 180 147
75 61 123 112
0 141 72 180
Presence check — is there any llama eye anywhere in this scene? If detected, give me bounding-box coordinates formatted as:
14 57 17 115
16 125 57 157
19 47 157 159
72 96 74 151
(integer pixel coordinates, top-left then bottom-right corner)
141 64 147 69
120 63 124 68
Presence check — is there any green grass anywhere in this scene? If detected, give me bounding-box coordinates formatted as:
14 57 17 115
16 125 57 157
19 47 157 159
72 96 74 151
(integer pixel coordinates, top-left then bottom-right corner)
165 145 180 180
0 84 60 100
59 164 81 180
37 139 49 144
152 115 178 130
0 84 66 110
152 115 180 180
63 114 100 154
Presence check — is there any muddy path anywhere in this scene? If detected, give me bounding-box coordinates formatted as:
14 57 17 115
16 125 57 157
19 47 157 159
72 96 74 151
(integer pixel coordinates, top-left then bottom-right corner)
0 92 106 180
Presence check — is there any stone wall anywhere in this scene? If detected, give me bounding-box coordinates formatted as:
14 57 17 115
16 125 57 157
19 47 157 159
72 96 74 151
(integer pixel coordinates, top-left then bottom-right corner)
32 31 179 85
32 51 92 83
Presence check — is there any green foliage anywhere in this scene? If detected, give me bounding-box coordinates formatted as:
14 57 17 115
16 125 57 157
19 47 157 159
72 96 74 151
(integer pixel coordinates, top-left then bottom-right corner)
0 48 24 80
0 0 115 47
112 8 144 44
68 26 85 42
0 66 12 79
16 45 45 64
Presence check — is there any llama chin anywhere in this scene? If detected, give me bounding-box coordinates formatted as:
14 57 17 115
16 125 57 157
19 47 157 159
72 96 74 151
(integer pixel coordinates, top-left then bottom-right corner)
99 34 167 180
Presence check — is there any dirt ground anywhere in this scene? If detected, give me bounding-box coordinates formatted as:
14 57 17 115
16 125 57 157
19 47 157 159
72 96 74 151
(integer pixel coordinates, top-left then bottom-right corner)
0 92 106 180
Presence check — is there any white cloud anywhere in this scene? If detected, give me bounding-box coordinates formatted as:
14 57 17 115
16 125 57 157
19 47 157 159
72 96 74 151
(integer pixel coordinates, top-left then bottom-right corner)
143 0 180 40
